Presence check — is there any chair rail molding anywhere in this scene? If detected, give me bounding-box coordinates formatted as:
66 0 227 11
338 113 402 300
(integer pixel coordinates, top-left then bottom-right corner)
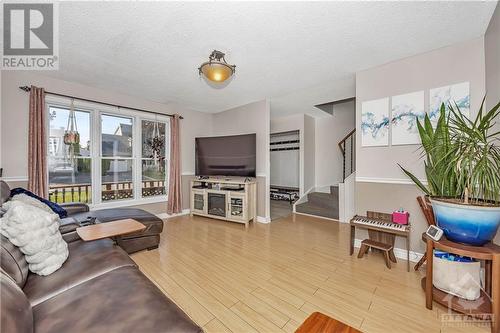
356 176 428 186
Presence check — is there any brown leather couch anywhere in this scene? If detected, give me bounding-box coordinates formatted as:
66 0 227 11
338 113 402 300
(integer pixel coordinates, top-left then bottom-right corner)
0 182 202 332
1 236 202 333
0 181 164 253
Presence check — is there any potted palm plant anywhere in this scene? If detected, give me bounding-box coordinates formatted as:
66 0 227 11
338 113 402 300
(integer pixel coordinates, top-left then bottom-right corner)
400 99 500 246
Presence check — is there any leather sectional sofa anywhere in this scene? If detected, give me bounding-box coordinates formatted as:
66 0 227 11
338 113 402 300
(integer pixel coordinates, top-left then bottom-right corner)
0 182 202 332
1 236 202 333
0 180 164 254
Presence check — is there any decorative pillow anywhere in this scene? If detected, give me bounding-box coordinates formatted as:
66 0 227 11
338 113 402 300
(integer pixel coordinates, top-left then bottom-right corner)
0 200 69 276
10 188 67 218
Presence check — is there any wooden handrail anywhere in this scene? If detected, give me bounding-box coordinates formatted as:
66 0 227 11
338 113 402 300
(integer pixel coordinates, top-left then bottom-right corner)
338 129 356 154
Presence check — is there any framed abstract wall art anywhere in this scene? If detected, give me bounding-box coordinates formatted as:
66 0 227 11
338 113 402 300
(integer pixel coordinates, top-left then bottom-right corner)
391 91 425 145
361 97 389 147
429 82 470 127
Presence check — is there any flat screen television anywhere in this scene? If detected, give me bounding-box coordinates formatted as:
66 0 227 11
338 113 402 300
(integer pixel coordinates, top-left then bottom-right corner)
195 133 256 177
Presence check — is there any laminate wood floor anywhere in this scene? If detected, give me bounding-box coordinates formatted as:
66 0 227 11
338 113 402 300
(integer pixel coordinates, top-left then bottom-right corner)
131 214 490 333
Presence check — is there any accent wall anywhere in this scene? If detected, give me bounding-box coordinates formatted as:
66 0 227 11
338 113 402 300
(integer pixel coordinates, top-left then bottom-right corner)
355 37 489 254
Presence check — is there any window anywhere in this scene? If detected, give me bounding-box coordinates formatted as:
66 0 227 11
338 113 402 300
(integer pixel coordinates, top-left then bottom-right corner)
101 114 134 202
141 120 167 197
48 106 92 203
47 100 169 206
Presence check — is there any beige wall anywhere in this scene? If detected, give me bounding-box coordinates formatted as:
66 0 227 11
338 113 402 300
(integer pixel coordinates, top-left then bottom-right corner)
355 37 492 252
1 71 213 179
1 71 271 219
485 4 500 245
0 71 212 215
303 115 315 193
356 37 486 181
212 100 271 219
486 3 500 112
315 100 355 187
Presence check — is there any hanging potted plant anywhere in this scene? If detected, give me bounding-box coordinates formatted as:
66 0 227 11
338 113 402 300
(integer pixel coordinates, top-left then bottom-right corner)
63 99 80 146
400 98 500 246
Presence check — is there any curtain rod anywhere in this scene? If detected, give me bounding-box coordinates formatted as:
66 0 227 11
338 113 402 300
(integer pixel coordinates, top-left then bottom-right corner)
19 86 183 119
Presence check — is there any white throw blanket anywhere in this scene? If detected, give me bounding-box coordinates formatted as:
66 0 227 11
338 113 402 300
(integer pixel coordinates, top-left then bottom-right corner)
10 193 54 214
0 200 69 276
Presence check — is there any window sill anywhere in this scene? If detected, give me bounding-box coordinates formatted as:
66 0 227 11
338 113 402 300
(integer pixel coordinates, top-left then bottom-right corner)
89 195 168 210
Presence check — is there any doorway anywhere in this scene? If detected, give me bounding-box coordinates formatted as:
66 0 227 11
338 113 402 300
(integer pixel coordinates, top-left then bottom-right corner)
270 130 300 220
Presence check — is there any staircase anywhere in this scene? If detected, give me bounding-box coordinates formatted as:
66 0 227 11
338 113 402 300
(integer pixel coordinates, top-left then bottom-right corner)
294 128 355 221
295 185 339 220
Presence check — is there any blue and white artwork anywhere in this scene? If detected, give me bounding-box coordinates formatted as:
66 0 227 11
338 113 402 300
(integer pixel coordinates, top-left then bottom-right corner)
391 91 425 146
429 82 470 127
361 98 389 147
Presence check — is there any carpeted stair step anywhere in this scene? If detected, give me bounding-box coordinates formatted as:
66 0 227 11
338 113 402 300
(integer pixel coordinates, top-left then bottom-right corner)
295 201 339 220
330 185 339 198
307 192 336 209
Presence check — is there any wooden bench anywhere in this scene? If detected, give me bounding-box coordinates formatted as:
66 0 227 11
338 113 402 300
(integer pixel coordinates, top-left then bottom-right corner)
358 239 397 269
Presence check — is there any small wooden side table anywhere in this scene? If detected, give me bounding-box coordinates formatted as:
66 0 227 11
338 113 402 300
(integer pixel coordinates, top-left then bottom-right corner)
423 233 500 333
76 219 146 242
295 312 361 333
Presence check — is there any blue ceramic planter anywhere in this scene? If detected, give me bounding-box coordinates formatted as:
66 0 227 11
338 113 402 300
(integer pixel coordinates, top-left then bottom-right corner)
430 198 500 246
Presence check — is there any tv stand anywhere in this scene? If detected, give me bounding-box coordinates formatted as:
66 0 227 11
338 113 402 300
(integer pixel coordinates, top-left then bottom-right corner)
190 177 257 227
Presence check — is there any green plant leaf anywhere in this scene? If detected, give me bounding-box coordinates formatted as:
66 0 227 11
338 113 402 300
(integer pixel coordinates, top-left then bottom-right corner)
398 164 430 195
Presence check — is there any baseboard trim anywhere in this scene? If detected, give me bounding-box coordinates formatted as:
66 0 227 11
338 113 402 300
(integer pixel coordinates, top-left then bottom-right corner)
256 216 271 223
354 238 423 263
156 209 190 219
293 211 339 222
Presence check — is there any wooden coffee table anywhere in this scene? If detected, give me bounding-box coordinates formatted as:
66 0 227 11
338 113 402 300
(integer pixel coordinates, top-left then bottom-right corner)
296 312 361 333
76 218 146 241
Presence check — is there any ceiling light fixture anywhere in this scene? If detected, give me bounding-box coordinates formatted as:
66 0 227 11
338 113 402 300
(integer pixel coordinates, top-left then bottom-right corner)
198 50 236 83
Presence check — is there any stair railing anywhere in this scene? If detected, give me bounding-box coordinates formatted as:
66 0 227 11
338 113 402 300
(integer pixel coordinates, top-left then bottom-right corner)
338 129 356 181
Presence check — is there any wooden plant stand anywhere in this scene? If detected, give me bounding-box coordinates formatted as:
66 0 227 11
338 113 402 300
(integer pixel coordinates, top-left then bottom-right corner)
423 233 500 333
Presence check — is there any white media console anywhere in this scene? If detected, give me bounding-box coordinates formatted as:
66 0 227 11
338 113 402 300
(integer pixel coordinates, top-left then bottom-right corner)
190 177 257 227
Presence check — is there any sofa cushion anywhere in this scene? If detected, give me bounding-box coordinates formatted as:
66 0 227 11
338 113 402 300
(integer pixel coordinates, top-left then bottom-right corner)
0 235 29 288
58 216 81 234
33 266 202 333
117 234 160 254
1 270 33 333
59 202 89 216
23 239 135 306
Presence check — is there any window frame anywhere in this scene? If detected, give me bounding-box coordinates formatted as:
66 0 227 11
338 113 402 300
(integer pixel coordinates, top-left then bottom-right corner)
140 119 169 199
46 95 170 209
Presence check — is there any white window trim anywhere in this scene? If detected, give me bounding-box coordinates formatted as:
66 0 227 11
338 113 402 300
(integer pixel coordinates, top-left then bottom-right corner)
46 96 170 208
